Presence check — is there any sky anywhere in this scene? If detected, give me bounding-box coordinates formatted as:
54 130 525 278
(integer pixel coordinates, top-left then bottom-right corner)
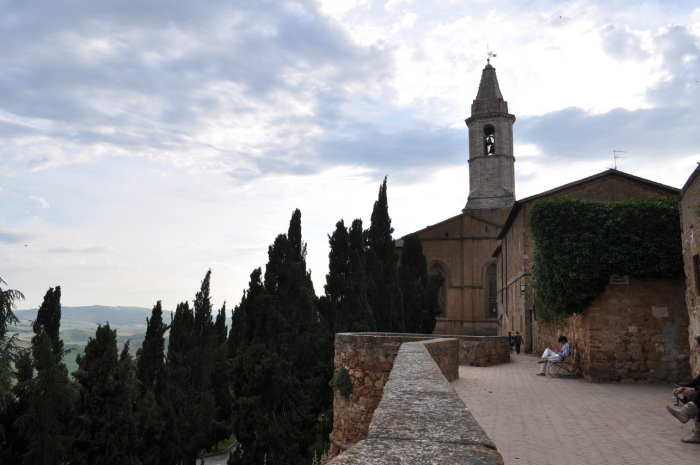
1 0 699 312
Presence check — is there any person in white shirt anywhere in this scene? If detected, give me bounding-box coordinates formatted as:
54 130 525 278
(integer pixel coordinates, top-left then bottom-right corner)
536 335 570 376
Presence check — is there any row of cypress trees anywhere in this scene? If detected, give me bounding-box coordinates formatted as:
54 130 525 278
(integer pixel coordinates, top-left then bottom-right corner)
0 176 442 465
321 176 444 335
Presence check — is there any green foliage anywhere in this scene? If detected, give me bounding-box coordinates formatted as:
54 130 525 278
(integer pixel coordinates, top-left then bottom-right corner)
0 277 24 398
399 234 445 334
324 219 376 333
365 177 404 332
530 197 683 321
14 330 74 465
32 286 63 356
230 209 331 465
71 324 141 465
167 271 218 465
329 367 353 398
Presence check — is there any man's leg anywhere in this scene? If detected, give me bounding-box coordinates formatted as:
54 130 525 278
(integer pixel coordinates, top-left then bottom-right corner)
540 353 562 374
516 344 521 354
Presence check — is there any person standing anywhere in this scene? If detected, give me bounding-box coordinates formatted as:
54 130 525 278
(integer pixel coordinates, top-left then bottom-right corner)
514 331 523 354
508 332 514 353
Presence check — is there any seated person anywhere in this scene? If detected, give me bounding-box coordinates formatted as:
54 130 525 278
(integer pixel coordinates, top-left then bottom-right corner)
667 335 700 443
536 335 570 376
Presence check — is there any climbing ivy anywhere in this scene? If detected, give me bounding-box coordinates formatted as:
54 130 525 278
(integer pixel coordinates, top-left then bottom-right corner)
329 366 353 398
530 196 683 322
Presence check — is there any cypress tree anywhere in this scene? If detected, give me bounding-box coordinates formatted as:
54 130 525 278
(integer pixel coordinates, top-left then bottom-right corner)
168 271 217 465
399 234 445 334
71 324 140 465
365 176 404 332
324 219 375 333
211 302 232 449
14 330 74 465
32 287 62 356
135 301 176 465
230 209 331 465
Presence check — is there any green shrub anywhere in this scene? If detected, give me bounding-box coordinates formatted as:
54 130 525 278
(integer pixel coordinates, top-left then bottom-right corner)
329 367 353 398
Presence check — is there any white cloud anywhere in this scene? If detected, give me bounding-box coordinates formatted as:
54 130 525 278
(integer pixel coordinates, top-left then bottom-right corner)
29 195 49 209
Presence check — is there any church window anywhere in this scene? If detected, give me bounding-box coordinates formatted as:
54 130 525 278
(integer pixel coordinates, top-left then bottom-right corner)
431 265 446 317
487 264 497 318
483 124 495 156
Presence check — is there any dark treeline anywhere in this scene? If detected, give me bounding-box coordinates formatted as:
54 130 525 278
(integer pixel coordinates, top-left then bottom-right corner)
0 177 442 464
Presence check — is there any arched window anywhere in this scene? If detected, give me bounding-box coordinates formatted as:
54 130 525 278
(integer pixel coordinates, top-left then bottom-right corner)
483 124 495 156
430 265 446 318
487 264 497 318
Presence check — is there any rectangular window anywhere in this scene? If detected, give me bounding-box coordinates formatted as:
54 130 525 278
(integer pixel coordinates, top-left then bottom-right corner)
694 255 700 295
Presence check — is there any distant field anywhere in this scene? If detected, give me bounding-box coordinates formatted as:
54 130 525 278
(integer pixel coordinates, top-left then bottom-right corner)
13 305 172 374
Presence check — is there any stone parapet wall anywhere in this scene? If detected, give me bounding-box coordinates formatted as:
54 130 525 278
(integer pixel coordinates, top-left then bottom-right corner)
458 335 510 366
328 341 503 465
330 333 506 457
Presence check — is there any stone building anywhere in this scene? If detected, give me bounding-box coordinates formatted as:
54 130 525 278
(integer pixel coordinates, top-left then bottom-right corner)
399 60 515 336
492 170 689 382
679 163 700 377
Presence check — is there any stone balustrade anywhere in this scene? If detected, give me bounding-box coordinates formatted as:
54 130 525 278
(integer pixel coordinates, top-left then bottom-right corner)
328 339 503 464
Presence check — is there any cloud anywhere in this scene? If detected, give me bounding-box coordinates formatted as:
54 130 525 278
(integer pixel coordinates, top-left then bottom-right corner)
599 25 650 61
47 246 111 254
0 228 34 244
29 195 49 209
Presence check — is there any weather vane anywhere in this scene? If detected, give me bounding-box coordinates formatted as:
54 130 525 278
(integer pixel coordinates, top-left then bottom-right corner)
487 43 497 64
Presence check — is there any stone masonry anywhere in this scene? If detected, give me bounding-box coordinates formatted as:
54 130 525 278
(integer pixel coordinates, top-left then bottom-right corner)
538 276 690 383
330 333 508 458
679 164 700 377
328 340 503 465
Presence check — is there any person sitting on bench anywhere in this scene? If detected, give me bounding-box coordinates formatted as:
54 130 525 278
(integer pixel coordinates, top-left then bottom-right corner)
536 335 570 376
666 335 700 443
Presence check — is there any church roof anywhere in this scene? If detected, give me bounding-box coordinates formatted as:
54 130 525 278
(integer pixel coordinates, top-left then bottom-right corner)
471 61 509 115
497 169 681 240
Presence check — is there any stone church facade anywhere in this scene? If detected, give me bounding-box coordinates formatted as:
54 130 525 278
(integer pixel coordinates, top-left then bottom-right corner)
399 61 515 336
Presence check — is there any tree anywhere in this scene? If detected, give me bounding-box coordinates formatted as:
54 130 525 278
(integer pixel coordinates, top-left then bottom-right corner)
32 287 62 356
14 330 74 465
399 234 445 334
365 177 404 332
71 324 141 465
135 301 176 465
0 277 24 397
230 209 331 465
324 219 375 333
12 286 74 465
167 271 217 465
211 302 232 449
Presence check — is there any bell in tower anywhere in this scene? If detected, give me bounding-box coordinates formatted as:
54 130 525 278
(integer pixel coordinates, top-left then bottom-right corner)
464 60 516 210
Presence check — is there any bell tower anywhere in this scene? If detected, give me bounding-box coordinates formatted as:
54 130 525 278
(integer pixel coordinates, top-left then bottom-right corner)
464 60 516 210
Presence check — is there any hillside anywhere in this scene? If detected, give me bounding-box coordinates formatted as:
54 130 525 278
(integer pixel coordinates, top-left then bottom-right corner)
13 305 173 374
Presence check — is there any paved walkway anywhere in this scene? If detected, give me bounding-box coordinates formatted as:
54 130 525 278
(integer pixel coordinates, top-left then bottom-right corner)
452 353 698 465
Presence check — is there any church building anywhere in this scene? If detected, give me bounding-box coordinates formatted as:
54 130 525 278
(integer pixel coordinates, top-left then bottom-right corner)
398 60 515 336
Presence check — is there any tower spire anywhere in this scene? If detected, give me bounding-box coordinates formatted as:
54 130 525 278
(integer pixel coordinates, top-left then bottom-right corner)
463 62 516 211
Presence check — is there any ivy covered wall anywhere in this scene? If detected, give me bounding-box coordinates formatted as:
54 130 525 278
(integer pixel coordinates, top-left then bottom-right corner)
530 197 683 322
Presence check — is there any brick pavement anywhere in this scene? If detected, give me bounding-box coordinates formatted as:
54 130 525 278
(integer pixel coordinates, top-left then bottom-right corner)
452 353 699 465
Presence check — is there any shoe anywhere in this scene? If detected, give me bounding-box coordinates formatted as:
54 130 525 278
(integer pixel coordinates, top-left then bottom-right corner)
667 402 700 424
682 421 700 443
537 359 546 364
536 372 546 376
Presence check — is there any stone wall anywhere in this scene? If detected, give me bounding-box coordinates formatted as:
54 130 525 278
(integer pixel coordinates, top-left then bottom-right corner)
328 340 503 465
459 335 510 366
539 277 690 383
330 333 506 457
680 165 700 377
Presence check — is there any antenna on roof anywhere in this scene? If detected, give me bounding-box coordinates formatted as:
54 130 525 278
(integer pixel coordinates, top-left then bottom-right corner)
613 150 627 170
